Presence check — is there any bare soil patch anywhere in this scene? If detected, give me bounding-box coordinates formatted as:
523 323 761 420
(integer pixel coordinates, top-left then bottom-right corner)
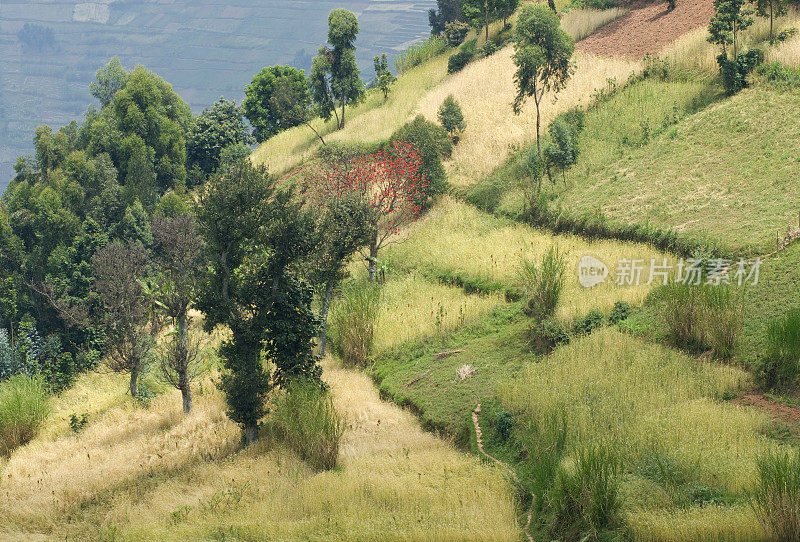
576 0 714 59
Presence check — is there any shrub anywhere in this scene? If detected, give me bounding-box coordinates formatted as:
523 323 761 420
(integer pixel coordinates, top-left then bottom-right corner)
390 115 451 204
447 49 474 74
69 412 89 433
609 301 632 325
718 49 763 95
0 374 50 456
755 310 800 390
495 410 514 442
268 380 345 471
395 35 449 73
329 282 382 367
481 42 499 57
518 246 567 322
751 449 800 541
548 446 623 540
554 107 586 134
444 20 469 47
573 309 605 336
529 317 570 354
543 118 579 184
437 95 466 138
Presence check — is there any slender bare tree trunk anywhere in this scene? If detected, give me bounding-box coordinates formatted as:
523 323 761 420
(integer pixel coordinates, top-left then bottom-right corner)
304 121 326 145
177 312 192 413
368 235 379 283
244 424 258 445
318 280 334 357
130 367 139 398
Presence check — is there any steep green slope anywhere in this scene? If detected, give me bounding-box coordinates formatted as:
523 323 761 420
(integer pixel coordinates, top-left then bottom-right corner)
558 87 800 256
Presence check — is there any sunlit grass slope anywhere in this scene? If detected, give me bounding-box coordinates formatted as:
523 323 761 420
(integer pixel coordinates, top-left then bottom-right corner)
662 8 800 73
383 197 673 321
500 328 774 541
555 87 800 256
0 361 519 540
470 74 722 219
251 52 451 175
373 271 506 352
416 50 639 187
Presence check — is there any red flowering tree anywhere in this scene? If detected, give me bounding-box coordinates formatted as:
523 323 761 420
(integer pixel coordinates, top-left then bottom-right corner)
299 141 428 282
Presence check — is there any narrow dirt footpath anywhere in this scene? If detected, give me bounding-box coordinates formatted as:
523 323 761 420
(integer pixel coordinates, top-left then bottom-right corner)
576 0 714 59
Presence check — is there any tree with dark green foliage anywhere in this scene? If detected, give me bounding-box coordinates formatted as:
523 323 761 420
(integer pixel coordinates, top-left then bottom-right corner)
243 66 309 142
196 160 323 444
445 21 471 46
311 195 371 357
309 9 366 130
84 65 192 193
267 75 327 145
496 0 520 27
708 0 756 94
709 0 754 59
187 98 253 177
429 0 464 35
752 0 788 43
462 0 498 42
437 95 467 139
90 57 127 108
373 54 396 101
390 115 451 207
543 118 579 185
512 5 575 154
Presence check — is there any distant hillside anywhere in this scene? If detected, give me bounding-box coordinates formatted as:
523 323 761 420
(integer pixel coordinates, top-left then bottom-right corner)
0 0 436 190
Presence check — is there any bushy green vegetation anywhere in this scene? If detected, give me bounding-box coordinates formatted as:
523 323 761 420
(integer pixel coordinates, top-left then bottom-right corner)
395 35 450 74
0 375 50 456
329 281 382 367
266 380 345 471
752 448 800 541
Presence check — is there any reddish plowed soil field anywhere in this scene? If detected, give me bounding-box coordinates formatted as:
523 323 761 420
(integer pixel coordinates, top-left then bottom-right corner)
576 0 714 59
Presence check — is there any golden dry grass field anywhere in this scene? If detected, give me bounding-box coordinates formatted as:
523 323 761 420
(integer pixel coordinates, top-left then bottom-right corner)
0 360 519 541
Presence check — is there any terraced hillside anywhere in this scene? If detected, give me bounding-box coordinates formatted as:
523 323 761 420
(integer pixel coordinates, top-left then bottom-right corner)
0 0 436 188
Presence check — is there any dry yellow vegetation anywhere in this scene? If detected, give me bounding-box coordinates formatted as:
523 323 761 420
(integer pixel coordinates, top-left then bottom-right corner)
374 273 506 352
661 8 800 73
416 50 639 187
384 197 672 321
0 360 519 541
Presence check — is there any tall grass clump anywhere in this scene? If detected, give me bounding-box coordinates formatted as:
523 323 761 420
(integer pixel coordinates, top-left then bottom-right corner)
755 309 800 390
661 283 742 360
751 448 800 541
329 281 382 366
518 246 567 321
549 445 624 541
0 374 50 456
395 35 449 74
561 8 629 42
268 380 345 471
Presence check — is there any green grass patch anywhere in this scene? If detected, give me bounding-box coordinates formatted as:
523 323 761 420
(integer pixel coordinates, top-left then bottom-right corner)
554 87 800 256
372 304 528 445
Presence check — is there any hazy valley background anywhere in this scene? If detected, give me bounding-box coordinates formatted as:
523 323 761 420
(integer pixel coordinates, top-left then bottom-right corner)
0 0 436 189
